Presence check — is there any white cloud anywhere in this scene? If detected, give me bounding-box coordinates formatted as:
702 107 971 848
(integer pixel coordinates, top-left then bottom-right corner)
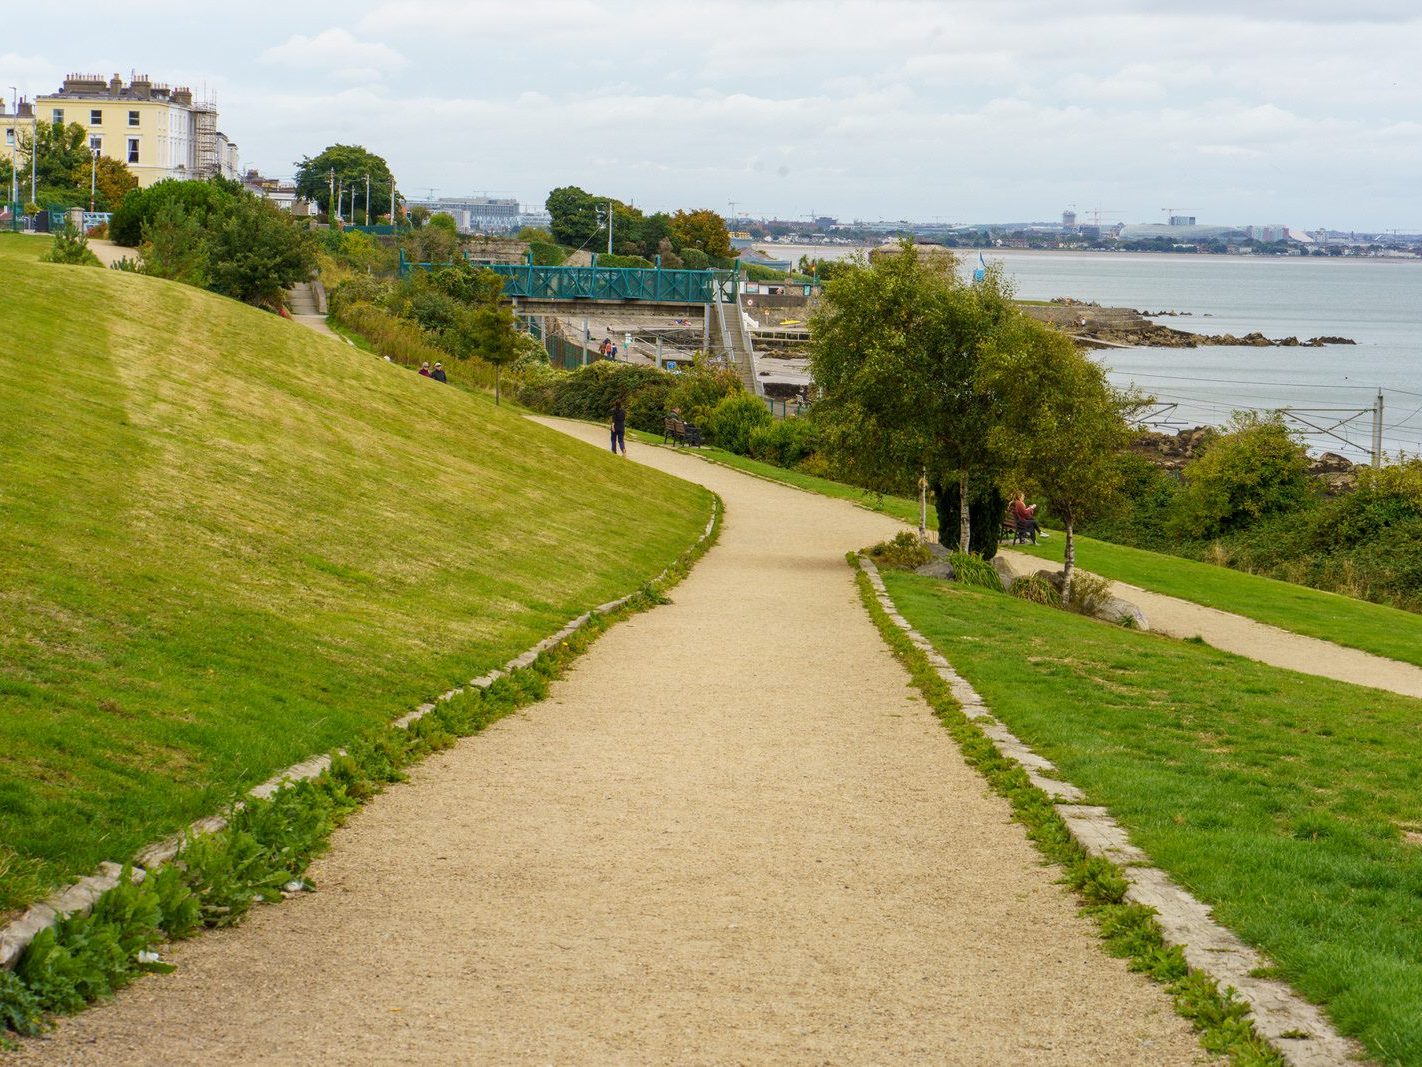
260 29 407 82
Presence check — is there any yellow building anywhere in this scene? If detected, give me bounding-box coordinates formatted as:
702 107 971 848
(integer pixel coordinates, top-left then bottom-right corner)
3 73 238 192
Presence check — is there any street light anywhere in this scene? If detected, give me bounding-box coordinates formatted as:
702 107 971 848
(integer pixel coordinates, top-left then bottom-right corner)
363 173 370 227
90 147 99 212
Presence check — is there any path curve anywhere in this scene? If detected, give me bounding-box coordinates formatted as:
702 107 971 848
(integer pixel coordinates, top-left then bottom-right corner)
997 550 1422 699
14 419 1200 1064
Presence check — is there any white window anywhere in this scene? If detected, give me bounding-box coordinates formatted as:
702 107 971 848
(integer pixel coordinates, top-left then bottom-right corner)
128 110 139 127
89 109 102 125
4 128 12 146
90 136 102 152
127 137 139 164
51 108 64 124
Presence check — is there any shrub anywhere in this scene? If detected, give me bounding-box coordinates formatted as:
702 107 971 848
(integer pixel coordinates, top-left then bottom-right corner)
706 392 772 454
665 360 743 427
946 551 1003 592
41 223 101 267
332 302 496 390
866 531 933 571
85 221 108 240
1064 571 1114 617
680 247 710 271
517 360 673 434
1169 413 1315 539
747 416 820 469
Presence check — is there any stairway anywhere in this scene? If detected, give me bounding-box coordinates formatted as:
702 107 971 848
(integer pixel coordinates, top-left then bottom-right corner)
713 295 760 395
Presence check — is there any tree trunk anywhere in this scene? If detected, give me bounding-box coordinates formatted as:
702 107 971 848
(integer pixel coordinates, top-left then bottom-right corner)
1062 520 1076 605
958 470 971 552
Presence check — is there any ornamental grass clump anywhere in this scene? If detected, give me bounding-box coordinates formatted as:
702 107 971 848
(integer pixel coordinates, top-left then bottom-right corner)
945 551 1003 592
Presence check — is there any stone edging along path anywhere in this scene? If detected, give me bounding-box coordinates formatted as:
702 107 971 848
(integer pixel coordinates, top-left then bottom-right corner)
856 554 1363 1067
0 498 720 977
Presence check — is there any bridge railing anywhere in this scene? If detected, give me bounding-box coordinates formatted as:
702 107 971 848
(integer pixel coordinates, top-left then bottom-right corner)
398 250 738 305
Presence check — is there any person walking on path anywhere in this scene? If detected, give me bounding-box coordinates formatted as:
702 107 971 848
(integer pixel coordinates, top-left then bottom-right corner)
432 362 448 383
610 400 627 455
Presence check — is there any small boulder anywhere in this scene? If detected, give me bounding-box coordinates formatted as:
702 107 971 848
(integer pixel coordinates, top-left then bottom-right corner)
915 560 957 580
1100 596 1149 631
991 556 1016 591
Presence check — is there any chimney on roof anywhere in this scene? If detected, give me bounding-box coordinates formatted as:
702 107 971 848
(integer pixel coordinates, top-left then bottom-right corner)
110 74 122 96
173 87 192 106
17 97 33 118
132 75 151 100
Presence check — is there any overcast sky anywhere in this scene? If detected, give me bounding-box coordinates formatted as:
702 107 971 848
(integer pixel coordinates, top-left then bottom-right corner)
4 1 1418 230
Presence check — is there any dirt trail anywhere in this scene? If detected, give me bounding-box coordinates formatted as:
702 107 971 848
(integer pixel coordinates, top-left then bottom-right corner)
996 551 1422 699
14 419 1199 1065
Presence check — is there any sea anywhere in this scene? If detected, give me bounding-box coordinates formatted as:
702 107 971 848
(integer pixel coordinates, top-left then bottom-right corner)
762 243 1422 462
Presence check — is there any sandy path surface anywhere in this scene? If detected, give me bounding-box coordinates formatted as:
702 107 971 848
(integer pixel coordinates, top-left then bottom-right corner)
997 550 1422 699
14 419 1199 1065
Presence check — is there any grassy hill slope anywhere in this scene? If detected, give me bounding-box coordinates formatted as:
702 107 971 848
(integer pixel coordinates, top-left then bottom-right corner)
0 235 711 913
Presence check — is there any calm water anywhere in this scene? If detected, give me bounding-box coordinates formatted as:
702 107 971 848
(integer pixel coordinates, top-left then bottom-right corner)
766 244 1422 460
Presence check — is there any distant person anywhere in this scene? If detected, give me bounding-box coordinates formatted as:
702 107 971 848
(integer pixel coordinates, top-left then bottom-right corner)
1010 492 1038 545
419 362 432 377
610 400 627 456
610 342 619 360
432 362 448 383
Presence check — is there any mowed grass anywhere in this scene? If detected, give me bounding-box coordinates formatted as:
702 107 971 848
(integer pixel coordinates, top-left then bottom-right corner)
1009 533 1422 669
645 431 1422 669
882 569 1422 1063
0 235 711 914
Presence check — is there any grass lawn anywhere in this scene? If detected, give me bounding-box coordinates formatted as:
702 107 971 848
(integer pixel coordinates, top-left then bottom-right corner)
0 234 711 914
881 569 1422 1064
629 426 1422 670
1009 534 1422 670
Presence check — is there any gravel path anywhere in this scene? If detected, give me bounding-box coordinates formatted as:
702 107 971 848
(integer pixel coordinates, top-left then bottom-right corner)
996 551 1422 699
14 419 1200 1065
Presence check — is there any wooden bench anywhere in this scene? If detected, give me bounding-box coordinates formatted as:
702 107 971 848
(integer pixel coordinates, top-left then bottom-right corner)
663 418 703 448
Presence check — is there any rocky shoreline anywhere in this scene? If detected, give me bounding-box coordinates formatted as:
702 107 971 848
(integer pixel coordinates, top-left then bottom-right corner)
1023 298 1356 349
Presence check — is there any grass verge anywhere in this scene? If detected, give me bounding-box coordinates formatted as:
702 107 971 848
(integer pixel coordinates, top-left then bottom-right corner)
853 560 1286 1065
0 236 711 915
876 566 1422 1064
0 498 720 1047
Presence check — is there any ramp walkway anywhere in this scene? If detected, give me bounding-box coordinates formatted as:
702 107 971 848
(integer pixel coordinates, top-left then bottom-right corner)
14 420 1198 1064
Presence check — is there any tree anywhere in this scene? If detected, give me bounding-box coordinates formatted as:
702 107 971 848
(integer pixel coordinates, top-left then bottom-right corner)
7 120 138 210
294 144 395 222
810 242 1018 552
205 196 317 309
546 185 602 248
109 177 242 246
669 209 731 258
985 323 1133 601
1169 413 1315 539
140 200 211 287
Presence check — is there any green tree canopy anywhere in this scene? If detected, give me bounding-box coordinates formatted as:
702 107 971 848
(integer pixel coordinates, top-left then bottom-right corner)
1170 412 1315 539
109 176 243 246
985 323 1134 598
294 144 396 222
669 209 731 259
809 242 1020 551
2 121 139 210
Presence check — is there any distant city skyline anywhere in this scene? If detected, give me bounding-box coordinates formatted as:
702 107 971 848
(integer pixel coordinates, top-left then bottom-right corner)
4 1 1419 231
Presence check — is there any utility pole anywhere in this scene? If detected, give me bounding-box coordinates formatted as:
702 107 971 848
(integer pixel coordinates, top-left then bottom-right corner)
7 87 15 211
1373 389 1384 468
90 148 98 211
389 177 395 228
364 173 370 226
607 200 614 255
328 167 335 223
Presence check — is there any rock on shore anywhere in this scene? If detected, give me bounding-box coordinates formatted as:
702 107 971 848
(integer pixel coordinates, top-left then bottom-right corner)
1022 301 1356 349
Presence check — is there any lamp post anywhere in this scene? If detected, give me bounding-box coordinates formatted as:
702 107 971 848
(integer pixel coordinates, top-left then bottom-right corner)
328 167 335 224
389 177 395 229
90 147 99 212
363 173 370 227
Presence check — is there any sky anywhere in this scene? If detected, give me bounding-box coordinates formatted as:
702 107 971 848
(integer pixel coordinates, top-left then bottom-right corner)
4 1 1419 230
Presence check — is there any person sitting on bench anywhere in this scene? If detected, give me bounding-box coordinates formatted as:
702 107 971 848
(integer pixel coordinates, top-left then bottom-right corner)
1010 492 1038 545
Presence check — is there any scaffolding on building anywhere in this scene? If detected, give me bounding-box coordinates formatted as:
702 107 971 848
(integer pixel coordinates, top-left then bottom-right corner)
193 104 218 179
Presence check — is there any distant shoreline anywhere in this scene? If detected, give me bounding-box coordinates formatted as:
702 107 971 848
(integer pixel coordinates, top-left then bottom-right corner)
756 242 1421 266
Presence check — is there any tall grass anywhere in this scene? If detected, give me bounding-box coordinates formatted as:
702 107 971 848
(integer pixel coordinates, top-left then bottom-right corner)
331 300 496 391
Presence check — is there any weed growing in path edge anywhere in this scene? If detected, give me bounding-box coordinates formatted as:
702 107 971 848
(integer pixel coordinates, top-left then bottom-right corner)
850 558 1284 1066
